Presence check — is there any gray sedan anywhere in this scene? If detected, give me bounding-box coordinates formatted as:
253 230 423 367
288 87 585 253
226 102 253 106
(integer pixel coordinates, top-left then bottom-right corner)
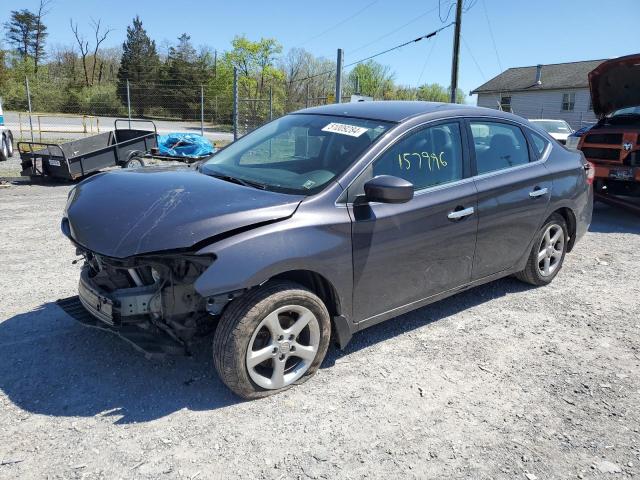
61 101 593 398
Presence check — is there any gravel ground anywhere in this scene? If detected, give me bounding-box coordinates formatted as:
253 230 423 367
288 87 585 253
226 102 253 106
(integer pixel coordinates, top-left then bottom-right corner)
0 182 639 480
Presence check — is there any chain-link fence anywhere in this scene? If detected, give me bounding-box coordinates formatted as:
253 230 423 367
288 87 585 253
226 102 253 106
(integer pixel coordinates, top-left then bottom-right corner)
4 74 236 145
6 76 341 145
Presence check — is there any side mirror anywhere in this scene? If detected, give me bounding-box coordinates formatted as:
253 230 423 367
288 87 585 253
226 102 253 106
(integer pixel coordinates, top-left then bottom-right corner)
363 175 414 204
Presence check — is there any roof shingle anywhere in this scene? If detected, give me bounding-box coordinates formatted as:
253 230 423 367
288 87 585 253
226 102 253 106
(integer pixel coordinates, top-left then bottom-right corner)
471 59 606 94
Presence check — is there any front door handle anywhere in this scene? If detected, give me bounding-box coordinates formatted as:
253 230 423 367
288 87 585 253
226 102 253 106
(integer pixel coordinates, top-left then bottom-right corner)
448 206 475 220
529 187 548 198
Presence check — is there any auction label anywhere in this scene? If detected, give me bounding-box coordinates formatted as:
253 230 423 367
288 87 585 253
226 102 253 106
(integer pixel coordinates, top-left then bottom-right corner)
322 122 369 137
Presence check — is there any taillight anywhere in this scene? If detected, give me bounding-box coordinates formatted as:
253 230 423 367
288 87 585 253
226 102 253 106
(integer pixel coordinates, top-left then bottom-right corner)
584 161 595 185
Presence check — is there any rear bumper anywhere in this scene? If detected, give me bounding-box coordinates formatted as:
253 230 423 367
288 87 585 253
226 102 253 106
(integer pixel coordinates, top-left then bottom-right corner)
574 186 593 246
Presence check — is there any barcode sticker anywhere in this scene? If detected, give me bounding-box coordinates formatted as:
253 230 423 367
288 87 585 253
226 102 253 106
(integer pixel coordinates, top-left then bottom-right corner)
321 122 369 137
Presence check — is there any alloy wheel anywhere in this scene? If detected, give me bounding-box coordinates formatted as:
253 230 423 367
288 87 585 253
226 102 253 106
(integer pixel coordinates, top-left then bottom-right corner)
537 223 564 277
246 305 320 390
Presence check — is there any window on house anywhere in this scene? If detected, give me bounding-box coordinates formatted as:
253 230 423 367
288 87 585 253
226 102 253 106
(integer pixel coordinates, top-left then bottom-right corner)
500 96 512 112
562 93 576 111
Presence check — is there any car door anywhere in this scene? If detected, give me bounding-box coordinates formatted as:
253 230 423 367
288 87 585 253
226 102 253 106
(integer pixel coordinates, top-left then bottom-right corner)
346 120 478 323
467 119 552 279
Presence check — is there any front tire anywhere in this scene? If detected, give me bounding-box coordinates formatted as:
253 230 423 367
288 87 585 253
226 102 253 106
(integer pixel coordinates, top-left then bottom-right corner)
515 213 568 286
212 281 331 399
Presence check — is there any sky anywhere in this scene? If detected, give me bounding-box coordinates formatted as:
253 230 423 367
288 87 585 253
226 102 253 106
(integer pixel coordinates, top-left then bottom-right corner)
3 0 639 103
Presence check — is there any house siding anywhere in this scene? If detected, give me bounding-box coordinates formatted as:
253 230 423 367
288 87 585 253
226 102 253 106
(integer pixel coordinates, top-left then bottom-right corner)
476 88 598 129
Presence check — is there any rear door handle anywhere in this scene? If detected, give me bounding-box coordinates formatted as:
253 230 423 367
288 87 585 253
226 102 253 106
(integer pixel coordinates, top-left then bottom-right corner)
529 187 548 198
448 206 475 220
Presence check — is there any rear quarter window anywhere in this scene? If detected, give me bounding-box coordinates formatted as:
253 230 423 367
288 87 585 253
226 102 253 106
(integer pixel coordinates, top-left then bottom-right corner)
529 130 550 159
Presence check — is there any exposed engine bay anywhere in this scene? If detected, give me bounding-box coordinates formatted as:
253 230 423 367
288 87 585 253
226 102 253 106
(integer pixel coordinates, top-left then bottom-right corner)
78 248 216 345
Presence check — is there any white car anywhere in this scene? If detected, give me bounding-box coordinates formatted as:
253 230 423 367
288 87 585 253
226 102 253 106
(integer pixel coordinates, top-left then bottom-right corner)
529 119 574 145
0 98 14 161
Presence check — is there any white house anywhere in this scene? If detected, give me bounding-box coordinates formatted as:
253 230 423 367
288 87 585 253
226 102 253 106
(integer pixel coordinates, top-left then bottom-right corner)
471 60 605 130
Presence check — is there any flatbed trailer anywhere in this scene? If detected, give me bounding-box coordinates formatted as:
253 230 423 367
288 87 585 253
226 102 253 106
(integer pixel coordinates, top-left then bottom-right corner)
18 119 158 180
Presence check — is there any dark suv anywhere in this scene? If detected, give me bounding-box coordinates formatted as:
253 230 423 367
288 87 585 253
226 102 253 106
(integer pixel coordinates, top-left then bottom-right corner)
61 101 593 398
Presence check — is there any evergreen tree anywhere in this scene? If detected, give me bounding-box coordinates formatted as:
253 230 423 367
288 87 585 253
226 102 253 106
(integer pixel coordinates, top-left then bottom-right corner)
3 5 48 74
163 33 202 118
117 16 159 116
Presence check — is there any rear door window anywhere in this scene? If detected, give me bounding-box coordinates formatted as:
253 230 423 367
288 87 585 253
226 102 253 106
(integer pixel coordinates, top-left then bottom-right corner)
470 121 530 174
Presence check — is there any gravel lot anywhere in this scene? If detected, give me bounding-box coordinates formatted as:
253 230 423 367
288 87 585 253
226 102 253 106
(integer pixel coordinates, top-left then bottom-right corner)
0 181 638 480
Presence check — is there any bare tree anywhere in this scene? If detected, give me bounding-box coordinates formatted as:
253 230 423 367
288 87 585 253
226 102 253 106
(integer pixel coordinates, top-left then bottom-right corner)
70 17 112 86
33 0 52 73
90 19 112 85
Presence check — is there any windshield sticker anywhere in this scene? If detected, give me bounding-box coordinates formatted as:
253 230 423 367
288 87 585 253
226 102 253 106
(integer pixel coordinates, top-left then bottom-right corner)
303 179 316 189
321 122 369 137
397 152 448 171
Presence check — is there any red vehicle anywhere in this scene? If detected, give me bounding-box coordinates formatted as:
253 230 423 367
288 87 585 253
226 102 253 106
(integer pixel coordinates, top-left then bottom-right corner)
579 54 640 197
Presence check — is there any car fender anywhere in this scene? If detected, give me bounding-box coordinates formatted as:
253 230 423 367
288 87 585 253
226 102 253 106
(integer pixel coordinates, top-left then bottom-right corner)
193 209 354 319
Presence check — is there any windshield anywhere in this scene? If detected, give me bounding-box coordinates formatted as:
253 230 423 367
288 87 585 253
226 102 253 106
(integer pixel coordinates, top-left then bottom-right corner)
611 106 640 117
201 114 392 194
531 120 572 134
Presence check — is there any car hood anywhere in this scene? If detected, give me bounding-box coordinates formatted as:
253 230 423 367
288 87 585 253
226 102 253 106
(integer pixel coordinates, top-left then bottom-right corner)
64 168 303 258
589 54 640 118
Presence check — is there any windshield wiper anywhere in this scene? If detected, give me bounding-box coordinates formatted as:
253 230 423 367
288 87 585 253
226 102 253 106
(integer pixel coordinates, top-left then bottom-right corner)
206 171 267 190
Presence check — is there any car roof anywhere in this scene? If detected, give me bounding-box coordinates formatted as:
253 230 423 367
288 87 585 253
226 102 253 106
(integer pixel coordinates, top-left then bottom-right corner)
530 118 567 123
293 100 525 124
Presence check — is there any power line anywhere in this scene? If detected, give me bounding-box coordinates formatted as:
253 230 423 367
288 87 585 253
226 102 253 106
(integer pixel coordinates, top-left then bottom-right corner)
439 0 456 23
481 0 503 73
344 23 455 69
463 0 479 12
299 0 378 46
415 32 439 88
347 2 441 55
460 33 486 81
290 23 455 85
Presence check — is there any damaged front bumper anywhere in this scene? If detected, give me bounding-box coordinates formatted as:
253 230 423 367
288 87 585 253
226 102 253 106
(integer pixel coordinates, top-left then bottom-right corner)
58 249 216 358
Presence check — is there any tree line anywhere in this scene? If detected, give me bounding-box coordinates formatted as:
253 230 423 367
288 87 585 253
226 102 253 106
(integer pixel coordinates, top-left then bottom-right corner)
1 7 465 125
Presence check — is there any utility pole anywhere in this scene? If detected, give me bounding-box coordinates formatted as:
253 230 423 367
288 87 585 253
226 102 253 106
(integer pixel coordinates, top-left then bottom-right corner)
232 66 239 141
126 79 131 128
25 77 34 142
200 85 204 136
335 48 343 104
449 0 463 104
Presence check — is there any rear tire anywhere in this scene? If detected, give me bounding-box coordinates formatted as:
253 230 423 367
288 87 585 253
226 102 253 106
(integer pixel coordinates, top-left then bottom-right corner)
515 213 568 286
0 136 8 162
6 133 13 157
212 281 331 399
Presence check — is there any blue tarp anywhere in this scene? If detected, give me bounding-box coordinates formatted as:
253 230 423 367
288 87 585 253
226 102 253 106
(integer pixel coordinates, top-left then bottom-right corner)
157 133 215 158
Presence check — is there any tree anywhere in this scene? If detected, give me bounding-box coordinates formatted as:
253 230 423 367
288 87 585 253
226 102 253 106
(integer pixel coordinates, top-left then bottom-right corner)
70 18 112 87
346 61 395 99
4 10 37 61
414 83 465 103
117 16 160 116
226 35 282 99
280 48 334 111
225 36 283 124
33 0 51 73
162 33 206 118
3 2 49 73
